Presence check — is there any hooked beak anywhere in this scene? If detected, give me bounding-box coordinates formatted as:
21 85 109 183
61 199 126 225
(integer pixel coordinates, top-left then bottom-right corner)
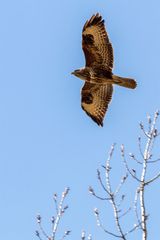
71 70 79 76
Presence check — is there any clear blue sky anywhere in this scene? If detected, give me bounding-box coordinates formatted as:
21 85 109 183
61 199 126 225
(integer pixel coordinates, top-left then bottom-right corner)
0 0 160 239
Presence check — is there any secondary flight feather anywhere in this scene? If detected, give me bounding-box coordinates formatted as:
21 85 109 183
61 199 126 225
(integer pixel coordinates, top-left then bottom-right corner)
72 13 137 126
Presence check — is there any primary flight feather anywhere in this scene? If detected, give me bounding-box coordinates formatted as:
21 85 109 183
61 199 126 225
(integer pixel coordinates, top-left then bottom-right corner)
72 13 137 126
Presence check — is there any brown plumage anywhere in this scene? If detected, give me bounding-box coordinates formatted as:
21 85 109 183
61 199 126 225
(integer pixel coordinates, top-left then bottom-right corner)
81 83 113 126
72 13 137 126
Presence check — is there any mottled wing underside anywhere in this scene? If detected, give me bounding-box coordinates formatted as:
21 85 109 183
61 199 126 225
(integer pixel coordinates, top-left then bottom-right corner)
82 13 113 71
81 82 113 126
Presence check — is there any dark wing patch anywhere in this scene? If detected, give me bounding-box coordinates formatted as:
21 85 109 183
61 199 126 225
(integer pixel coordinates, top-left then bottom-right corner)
81 82 113 126
83 34 94 45
82 13 113 71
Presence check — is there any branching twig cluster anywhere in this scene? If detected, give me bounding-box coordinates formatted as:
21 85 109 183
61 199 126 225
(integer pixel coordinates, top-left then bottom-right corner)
89 110 160 240
36 188 71 240
89 144 139 240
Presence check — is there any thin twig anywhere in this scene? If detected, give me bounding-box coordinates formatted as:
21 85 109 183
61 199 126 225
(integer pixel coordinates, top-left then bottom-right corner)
124 223 141 236
140 122 151 139
60 231 71 240
121 145 141 182
53 194 58 214
105 144 115 194
129 153 142 165
36 231 44 240
105 146 127 239
148 158 160 163
147 114 152 134
145 172 160 185
36 215 50 239
117 194 125 207
94 208 121 238
119 206 132 219
89 186 110 200
138 136 144 159
114 174 128 196
97 169 110 195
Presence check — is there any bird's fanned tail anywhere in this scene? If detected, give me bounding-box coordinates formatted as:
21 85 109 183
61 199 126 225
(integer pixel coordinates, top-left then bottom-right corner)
112 75 137 89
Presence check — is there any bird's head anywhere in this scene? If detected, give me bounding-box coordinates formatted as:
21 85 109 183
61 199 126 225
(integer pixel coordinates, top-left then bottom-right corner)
71 68 90 80
71 69 82 77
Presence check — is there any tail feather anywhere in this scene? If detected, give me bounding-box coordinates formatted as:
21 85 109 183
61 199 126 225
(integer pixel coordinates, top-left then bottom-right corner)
112 75 137 89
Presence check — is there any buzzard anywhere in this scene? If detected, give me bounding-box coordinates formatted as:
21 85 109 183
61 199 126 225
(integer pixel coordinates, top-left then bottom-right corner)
72 13 137 126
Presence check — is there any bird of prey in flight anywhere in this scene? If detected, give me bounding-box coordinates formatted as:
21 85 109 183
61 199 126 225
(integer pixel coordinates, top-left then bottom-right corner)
72 13 137 126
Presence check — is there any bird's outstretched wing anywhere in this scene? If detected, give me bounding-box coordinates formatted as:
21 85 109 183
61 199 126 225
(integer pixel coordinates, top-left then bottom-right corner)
81 83 113 126
82 13 113 71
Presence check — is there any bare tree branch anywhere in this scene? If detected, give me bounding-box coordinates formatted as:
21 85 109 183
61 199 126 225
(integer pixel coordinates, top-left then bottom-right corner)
90 111 160 240
36 111 160 240
36 215 50 239
139 111 159 240
52 188 70 240
36 188 70 240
